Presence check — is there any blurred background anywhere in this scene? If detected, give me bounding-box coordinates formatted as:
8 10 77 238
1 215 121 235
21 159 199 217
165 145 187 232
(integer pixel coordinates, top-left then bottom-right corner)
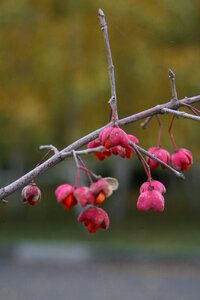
0 0 200 299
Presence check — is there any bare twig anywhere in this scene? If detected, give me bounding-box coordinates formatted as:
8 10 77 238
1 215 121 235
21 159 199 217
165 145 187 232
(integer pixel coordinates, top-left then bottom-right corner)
161 107 200 121
168 69 178 101
168 115 178 150
1 199 8 204
78 156 101 182
72 150 81 187
73 149 103 187
131 143 152 179
140 68 178 128
72 150 80 168
140 116 153 129
184 104 200 116
40 144 59 154
72 146 105 156
98 8 118 124
156 115 162 147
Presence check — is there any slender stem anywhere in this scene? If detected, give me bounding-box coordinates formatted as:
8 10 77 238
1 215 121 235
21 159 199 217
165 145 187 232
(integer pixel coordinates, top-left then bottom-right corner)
183 104 200 116
73 150 103 186
72 151 80 188
156 116 162 147
35 150 51 168
98 8 118 124
140 116 153 129
79 166 93 184
168 116 178 150
78 156 99 183
131 143 151 179
168 69 178 101
35 145 59 173
72 150 80 167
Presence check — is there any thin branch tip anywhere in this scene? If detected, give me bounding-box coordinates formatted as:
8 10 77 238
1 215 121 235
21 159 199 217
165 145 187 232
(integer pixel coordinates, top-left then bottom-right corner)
161 108 200 121
99 8 118 123
40 144 59 154
168 68 175 79
177 172 185 180
98 8 104 17
168 68 178 101
108 96 115 105
140 116 153 129
1 199 8 204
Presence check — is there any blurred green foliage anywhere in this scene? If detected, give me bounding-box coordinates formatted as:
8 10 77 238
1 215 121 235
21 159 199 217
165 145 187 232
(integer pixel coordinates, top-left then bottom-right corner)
0 0 200 166
0 0 200 244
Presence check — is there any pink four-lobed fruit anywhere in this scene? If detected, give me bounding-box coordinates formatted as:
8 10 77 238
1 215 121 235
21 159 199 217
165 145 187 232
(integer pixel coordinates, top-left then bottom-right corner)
99 126 129 149
90 178 112 205
55 184 77 211
137 190 165 212
138 179 166 212
77 206 110 233
146 147 170 169
171 148 193 171
74 187 95 207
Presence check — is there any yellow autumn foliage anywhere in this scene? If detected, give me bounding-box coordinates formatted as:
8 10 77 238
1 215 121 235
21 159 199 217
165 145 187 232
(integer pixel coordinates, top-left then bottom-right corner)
0 0 199 165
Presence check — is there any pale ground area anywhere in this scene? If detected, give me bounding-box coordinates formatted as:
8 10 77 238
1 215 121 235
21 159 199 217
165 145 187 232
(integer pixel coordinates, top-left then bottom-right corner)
1 258 200 300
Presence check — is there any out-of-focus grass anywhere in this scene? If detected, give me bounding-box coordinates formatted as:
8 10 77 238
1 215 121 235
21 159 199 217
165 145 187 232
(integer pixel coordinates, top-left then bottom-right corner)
1 201 200 255
0 183 200 255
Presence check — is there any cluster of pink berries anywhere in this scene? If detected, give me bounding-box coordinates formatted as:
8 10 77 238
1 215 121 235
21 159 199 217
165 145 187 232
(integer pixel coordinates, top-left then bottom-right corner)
88 125 139 159
146 146 193 171
55 178 118 233
52 123 140 234
20 123 193 234
136 147 193 213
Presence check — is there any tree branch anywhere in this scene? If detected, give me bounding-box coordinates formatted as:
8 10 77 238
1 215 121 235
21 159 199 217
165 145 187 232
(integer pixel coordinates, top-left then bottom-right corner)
0 8 200 201
0 146 104 200
0 94 198 200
